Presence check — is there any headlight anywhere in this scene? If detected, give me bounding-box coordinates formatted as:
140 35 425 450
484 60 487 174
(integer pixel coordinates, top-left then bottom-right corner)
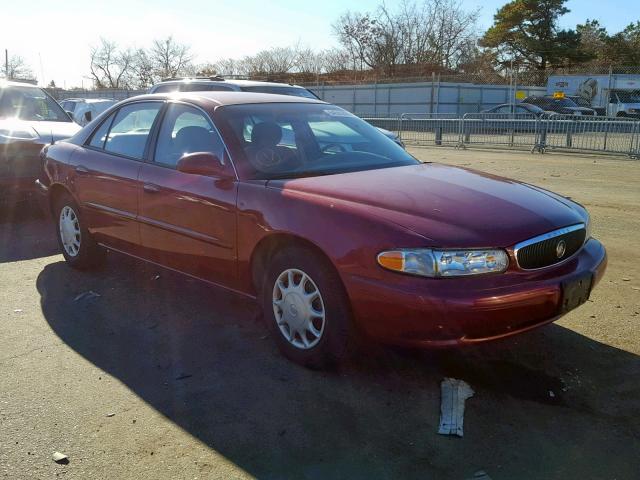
377 248 509 277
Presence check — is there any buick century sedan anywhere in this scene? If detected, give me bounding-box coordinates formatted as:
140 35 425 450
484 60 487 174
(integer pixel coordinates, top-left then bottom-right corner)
38 92 607 368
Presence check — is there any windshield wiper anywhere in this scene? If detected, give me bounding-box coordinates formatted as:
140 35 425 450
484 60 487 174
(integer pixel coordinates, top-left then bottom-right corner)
269 169 338 180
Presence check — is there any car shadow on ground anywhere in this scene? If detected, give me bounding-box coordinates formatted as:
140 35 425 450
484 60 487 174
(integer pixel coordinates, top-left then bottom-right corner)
0 204 58 263
36 255 640 480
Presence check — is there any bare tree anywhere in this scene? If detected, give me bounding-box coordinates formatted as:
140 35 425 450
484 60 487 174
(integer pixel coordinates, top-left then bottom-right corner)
4 55 35 80
295 48 327 74
149 36 193 79
130 48 155 89
89 38 133 88
323 48 352 72
213 58 241 76
333 0 479 72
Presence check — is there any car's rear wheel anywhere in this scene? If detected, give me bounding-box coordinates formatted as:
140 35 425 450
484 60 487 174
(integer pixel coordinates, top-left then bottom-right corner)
54 193 104 269
261 246 352 369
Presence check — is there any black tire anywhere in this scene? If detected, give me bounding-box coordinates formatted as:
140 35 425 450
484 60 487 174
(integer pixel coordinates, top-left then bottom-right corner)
53 193 104 270
261 245 353 369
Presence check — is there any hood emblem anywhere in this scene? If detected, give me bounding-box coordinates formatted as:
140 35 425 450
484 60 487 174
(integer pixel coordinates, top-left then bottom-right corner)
555 240 567 258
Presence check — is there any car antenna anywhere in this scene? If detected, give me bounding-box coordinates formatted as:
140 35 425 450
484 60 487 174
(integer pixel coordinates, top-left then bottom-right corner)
50 130 55 145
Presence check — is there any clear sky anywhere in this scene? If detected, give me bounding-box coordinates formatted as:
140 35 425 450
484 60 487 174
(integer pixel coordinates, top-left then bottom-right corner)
0 0 636 87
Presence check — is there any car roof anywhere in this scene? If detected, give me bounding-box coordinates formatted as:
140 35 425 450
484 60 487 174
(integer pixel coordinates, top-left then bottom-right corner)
129 91 325 107
0 80 42 89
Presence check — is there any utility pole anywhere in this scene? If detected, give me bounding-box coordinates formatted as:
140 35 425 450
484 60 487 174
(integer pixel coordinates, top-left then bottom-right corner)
5 49 8 79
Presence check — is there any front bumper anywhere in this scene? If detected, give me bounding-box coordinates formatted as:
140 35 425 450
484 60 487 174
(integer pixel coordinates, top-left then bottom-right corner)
344 238 607 347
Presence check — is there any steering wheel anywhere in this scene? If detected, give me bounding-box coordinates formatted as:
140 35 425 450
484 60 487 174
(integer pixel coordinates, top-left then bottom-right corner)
248 147 302 173
321 143 347 154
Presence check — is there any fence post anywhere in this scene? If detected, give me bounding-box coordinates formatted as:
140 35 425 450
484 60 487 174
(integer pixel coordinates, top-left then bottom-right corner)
566 119 573 147
373 80 378 116
352 84 356 113
631 120 640 158
435 73 440 114
430 72 435 114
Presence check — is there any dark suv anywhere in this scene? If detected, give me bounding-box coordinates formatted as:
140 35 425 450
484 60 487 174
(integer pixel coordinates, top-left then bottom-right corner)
522 96 596 116
0 81 80 207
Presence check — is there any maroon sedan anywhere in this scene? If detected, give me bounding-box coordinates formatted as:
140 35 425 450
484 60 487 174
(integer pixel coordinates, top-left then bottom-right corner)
39 92 607 368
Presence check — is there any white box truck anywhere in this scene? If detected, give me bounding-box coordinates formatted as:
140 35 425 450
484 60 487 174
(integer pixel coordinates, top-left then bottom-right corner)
546 74 640 117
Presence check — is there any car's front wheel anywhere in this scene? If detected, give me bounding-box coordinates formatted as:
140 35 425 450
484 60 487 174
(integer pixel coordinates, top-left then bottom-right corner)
54 193 104 269
261 246 352 369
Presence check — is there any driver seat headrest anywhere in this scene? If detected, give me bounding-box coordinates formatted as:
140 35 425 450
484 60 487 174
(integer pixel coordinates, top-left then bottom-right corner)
251 122 282 148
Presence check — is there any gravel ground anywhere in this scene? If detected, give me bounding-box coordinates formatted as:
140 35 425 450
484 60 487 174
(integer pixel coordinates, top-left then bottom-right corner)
1 147 639 480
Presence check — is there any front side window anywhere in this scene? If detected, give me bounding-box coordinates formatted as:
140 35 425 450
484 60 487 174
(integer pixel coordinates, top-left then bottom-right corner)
153 103 225 168
0 86 71 122
216 103 417 180
104 102 162 159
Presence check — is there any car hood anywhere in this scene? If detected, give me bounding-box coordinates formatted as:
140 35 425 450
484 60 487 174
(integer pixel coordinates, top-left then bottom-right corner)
0 119 80 143
270 163 585 248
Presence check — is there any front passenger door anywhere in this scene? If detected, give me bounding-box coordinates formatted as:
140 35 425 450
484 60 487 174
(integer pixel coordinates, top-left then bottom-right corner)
138 102 238 287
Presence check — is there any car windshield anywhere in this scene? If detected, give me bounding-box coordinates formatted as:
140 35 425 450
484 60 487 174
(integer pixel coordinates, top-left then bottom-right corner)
0 86 71 122
239 85 318 99
616 90 640 103
216 103 418 180
551 98 579 107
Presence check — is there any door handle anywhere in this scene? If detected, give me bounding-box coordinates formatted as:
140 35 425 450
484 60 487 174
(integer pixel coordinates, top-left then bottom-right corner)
75 165 89 175
143 183 161 193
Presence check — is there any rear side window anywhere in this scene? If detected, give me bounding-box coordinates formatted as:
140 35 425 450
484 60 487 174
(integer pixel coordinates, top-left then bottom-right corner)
180 83 233 92
152 84 179 94
239 85 318 99
104 103 162 159
88 113 115 149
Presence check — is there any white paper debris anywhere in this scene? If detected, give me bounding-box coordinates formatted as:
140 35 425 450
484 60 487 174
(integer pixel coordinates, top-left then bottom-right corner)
73 291 101 302
52 451 68 463
438 377 474 437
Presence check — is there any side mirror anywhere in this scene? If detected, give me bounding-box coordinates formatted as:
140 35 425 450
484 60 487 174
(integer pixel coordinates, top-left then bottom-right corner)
176 152 230 177
84 111 92 122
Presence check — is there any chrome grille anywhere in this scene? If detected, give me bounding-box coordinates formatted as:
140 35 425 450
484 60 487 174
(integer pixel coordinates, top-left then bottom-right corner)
515 224 586 270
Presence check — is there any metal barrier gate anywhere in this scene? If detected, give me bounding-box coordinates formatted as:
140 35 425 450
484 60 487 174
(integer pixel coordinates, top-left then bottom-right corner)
357 112 640 158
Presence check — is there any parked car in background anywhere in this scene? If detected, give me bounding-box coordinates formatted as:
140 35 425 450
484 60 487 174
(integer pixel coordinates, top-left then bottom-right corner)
39 91 606 368
566 95 593 109
148 76 319 98
547 74 640 117
481 103 549 116
150 77 405 147
521 96 597 116
60 98 116 125
0 80 80 207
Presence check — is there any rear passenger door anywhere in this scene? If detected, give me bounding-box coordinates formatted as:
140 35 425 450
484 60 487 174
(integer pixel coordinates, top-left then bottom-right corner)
72 101 163 253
